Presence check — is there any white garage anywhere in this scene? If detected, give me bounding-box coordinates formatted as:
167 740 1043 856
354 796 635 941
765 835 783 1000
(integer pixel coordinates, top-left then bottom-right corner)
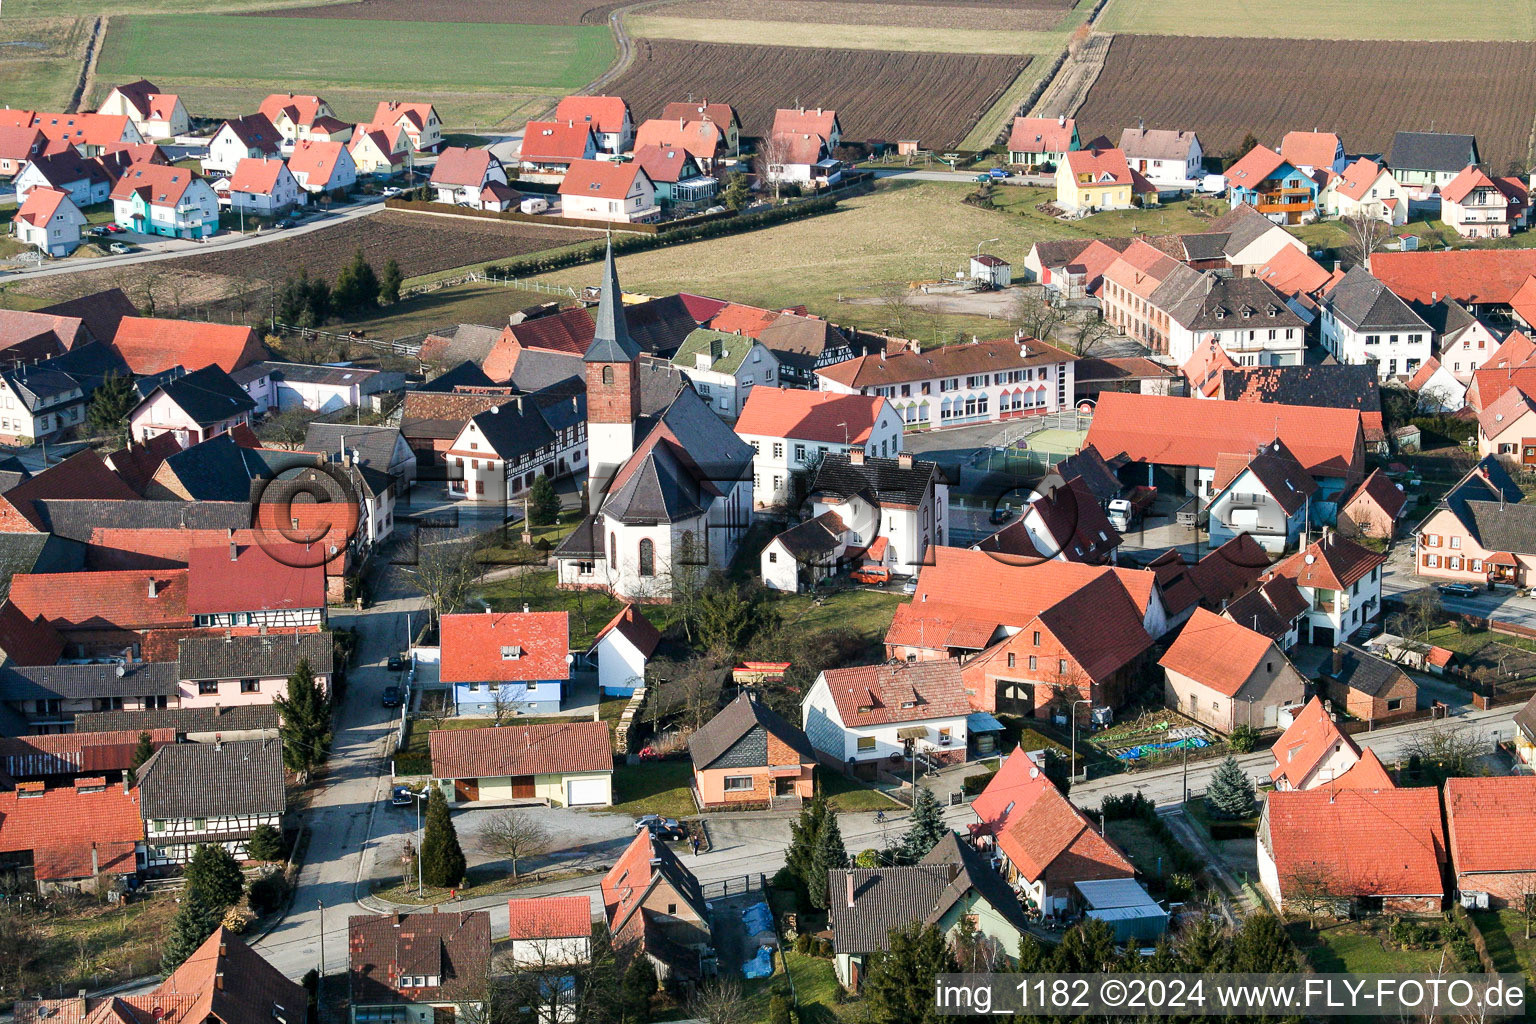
565 775 612 807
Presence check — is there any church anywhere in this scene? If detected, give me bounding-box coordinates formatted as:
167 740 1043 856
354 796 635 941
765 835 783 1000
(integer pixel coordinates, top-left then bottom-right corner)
553 244 755 600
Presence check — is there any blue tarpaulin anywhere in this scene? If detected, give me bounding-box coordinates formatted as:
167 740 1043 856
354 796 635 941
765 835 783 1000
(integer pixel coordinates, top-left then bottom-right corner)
1115 737 1208 761
741 901 774 935
743 946 774 979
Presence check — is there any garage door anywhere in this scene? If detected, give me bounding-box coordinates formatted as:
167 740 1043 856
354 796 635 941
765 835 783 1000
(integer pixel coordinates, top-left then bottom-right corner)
565 776 608 807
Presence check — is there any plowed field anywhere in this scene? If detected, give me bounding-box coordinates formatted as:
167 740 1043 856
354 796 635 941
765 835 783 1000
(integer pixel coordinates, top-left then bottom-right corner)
608 39 1031 150
1075 35 1536 168
252 0 626 25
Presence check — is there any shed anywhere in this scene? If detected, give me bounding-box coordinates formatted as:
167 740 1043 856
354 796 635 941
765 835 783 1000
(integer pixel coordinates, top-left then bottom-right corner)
1392 424 1421 453
970 254 1012 289
1073 877 1168 943
896 140 921 156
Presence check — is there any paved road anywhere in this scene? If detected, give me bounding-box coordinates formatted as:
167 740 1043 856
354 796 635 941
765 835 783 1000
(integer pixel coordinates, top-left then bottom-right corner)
1382 539 1536 628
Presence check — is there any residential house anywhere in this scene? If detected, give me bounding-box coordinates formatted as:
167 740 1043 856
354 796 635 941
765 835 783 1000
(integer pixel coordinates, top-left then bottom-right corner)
0 343 128 445
660 100 741 157
256 94 335 149
237 360 397 415
1268 696 1388 791
1056 146 1149 213
807 450 948 575
348 126 412 179
1206 437 1317 554
77 704 278 744
1160 608 1306 732
98 80 189 139
431 720 611 807
1024 236 1132 288
443 388 586 504
430 146 508 205
602 831 713 985
1370 249 1536 324
773 107 841 151
12 187 86 257
370 101 442 152
1252 245 1335 321
1218 572 1309 651
1208 203 1311 275
224 157 303 216
591 604 660 696
0 124 46 178
176 632 334 709
632 144 717 214
1318 158 1407 225
1444 776 1536 909
816 337 1076 430
111 317 267 375
1007 116 1079 166
137 738 284 864
974 476 1120 565
633 119 729 173
1337 468 1406 541
519 121 598 180
971 748 1135 914
400 385 516 476
0 728 170 785
0 110 143 157
0 661 183 732
1407 358 1468 414
735 388 901 509
1118 127 1203 188
129 365 256 446
763 131 840 187
202 114 282 176
1420 299 1502 384
1161 274 1307 367
688 692 815 809
1516 694 1536 769
554 96 632 154
830 833 1034 991
759 510 851 593
1413 456 1535 587
306 422 417 492
506 895 592 967
1083 391 1366 503
1259 787 1445 914
109 162 218 239
802 661 973 771
1279 131 1345 175
1225 146 1318 224
438 611 570 715
558 159 657 223
1390 131 1479 197
0 780 143 892
14 149 111 207
1262 531 1385 646
286 139 355 197
669 327 776 420
1478 385 1536 460
552 249 755 600
348 911 491 1024
1440 166 1524 239
1317 644 1416 726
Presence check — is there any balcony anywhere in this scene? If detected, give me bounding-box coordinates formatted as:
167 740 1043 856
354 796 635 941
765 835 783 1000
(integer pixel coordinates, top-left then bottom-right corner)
1256 198 1313 214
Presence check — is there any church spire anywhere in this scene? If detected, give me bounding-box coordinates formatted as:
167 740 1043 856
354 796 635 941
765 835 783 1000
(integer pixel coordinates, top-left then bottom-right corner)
583 239 641 363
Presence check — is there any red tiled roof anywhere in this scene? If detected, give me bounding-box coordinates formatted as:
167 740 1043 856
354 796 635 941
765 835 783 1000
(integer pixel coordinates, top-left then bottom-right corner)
1084 392 1363 479
1441 165 1503 205
287 139 347 188
1269 696 1358 787
1266 787 1445 899
816 336 1075 390
631 144 694 184
976 752 1132 884
10 568 190 631
772 107 837 140
634 119 722 164
1473 365 1536 412
0 124 45 162
1332 747 1395 790
501 305 594 357
555 95 629 135
661 101 736 129
735 388 888 444
440 611 570 683
1159 608 1278 698
431 146 495 187
371 101 436 134
1063 146 1132 186
1345 467 1406 520
708 303 780 339
0 783 143 879
1254 244 1332 299
1279 131 1340 170
186 544 326 614
108 161 201 205
1371 249 1536 307
15 186 72 228
1008 116 1075 154
769 132 828 166
1445 776 1536 875
226 157 286 195
1226 145 1287 184
558 159 646 200
1266 532 1385 592
507 895 591 940
594 604 661 658
258 94 327 128
1330 158 1387 202
1180 337 1240 398
519 121 594 163
160 927 308 1024
817 660 970 727
0 600 66 666
430 720 609 779
112 316 266 374
8 111 137 149
1477 384 1536 439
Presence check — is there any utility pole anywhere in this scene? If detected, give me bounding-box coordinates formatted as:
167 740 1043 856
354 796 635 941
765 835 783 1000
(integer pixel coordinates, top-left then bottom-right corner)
316 899 325 998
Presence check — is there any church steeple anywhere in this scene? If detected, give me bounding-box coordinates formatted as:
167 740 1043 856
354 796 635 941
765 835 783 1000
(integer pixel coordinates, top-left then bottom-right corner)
584 240 641 363
584 240 641 507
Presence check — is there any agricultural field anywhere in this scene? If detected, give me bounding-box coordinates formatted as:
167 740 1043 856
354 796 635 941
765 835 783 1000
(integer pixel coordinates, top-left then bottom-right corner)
643 0 1070 31
4 0 337 13
251 0 628 26
1097 0 1536 39
1074 35 1536 169
0 18 96 112
94 15 613 127
607 40 1030 151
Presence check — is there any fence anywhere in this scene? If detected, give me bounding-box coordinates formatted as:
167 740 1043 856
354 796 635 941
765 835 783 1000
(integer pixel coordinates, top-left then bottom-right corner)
272 322 422 356
700 874 763 900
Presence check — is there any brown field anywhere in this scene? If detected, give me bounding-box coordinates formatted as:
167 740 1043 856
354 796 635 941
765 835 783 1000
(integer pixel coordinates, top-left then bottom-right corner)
13 211 599 312
252 0 626 24
1075 35 1536 169
608 39 1030 150
657 0 1068 30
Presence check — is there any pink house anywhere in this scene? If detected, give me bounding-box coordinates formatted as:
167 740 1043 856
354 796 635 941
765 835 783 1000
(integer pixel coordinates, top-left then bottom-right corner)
1440 166 1526 239
175 632 334 708
1477 386 1536 460
1415 456 1536 587
128 365 256 446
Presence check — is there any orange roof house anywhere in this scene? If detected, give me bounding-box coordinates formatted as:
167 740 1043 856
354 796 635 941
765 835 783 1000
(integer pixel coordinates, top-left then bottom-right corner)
1444 776 1536 908
553 95 631 145
772 107 840 145
633 118 725 166
1371 249 1536 309
1279 130 1343 171
518 121 597 167
1268 696 1366 791
111 317 267 375
600 831 711 981
439 611 570 685
1158 608 1306 734
735 389 889 445
0 781 143 888
1008 116 1078 159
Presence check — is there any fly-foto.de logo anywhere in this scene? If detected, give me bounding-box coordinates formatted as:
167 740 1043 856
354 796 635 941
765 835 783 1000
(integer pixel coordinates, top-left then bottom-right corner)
249 461 362 569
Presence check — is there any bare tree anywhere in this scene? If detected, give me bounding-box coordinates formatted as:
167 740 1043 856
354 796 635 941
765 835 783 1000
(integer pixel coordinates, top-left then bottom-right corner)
754 134 792 201
875 281 922 339
1405 719 1486 779
1072 311 1117 357
1282 863 1347 922
408 534 486 627
479 809 552 881
1340 211 1389 268
687 979 749 1024
1404 587 1444 642
489 683 518 726
1012 288 1067 343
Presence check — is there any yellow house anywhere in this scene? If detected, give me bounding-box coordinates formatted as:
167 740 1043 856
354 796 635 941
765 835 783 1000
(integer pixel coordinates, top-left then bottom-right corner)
348 125 412 177
1517 694 1536 768
1055 146 1146 213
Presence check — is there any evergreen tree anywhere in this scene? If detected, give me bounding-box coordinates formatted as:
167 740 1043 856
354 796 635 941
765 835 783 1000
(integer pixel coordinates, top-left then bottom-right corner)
246 823 285 862
807 805 847 910
1238 133 1261 156
618 953 656 1023
1177 917 1231 973
785 795 828 903
720 172 750 211
274 658 332 781
898 787 948 864
304 276 333 326
1230 913 1298 974
334 249 379 316
127 730 155 785
161 888 224 972
420 786 465 887
87 372 137 443
378 258 403 305
185 843 244 909
1205 755 1257 819
1052 918 1118 973
527 475 561 527
276 273 308 324
862 923 957 1024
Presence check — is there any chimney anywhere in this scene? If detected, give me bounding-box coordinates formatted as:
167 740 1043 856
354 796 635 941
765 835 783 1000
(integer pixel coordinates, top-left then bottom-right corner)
845 872 854 908
898 452 913 469
522 603 530 613
148 578 159 599
1331 646 1343 677
849 449 865 465
215 971 224 991
1059 114 1066 127
230 540 238 562
91 843 99 877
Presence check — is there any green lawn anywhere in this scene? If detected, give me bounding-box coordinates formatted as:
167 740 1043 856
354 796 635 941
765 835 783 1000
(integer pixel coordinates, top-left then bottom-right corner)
987 187 1230 238
1097 0 1536 38
1471 910 1536 978
10 894 177 1005
607 760 697 819
1288 922 1458 973
819 769 899 812
786 950 858 1023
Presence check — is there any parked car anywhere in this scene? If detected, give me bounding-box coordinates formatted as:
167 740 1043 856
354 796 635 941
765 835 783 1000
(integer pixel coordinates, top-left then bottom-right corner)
989 506 1014 525
108 242 135 254
381 187 403 197
988 167 1008 179
390 785 415 806
387 653 405 671
901 578 918 595
381 685 402 707
104 223 123 233
634 814 679 833
1437 582 1479 598
850 566 891 585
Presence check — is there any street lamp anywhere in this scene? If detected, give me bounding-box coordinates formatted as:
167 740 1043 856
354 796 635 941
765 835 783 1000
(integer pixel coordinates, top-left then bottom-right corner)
975 237 999 257
1069 699 1091 783
407 787 431 895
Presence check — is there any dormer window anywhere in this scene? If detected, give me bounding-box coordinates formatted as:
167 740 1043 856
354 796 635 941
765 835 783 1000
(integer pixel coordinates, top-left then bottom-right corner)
900 701 916 709
501 645 523 660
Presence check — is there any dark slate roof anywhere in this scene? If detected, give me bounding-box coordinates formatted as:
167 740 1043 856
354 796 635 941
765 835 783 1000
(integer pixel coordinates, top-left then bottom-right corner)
131 366 186 401
637 356 689 415
1164 275 1303 333
149 365 257 427
507 350 584 393
0 455 31 494
624 293 709 358
30 499 251 539
1219 364 1381 418
1045 445 1124 506
37 288 139 346
1411 298 1478 340
304 423 409 472
156 436 311 502
552 514 603 558
1428 457 1524 547
468 388 586 463
688 692 814 770
1517 693 1536 747
0 661 181 701
177 631 334 681
137 738 285 819
42 342 129 394
829 863 955 954
769 509 846 559
73 703 279 736
583 244 642 363
810 453 944 509
1226 438 1317 515
416 360 496 393
1390 131 1479 174
420 324 502 368
0 532 84 600
604 442 708 523
1223 576 1308 641
0 366 79 410
1323 266 1431 332
1323 645 1409 698
1463 501 1536 555
920 832 1032 936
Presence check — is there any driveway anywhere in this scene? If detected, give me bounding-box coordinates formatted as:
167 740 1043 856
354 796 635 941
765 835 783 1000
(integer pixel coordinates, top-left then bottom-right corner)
1383 540 1536 628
